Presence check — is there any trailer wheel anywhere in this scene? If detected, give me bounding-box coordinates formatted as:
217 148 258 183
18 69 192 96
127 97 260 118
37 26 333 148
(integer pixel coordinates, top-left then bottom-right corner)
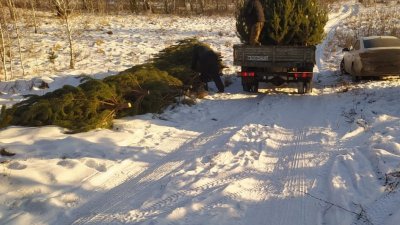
298 81 312 94
305 81 312 93
297 82 304 94
250 82 259 93
352 75 361 82
242 82 259 93
242 83 251 92
242 77 259 93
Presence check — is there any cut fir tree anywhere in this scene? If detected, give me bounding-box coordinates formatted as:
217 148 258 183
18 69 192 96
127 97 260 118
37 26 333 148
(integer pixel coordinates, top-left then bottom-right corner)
236 0 328 46
0 38 221 133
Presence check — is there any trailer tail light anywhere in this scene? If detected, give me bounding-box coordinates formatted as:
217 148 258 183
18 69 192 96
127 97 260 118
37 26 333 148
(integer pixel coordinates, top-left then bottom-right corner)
290 72 313 78
241 72 255 77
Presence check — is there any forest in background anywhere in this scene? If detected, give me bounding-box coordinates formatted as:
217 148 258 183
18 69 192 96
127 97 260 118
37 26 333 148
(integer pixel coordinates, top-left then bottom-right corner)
3 0 238 15
2 0 344 15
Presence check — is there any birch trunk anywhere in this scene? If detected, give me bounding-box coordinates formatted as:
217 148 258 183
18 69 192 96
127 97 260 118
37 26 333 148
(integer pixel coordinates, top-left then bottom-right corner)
30 0 38 33
0 23 8 81
7 0 26 76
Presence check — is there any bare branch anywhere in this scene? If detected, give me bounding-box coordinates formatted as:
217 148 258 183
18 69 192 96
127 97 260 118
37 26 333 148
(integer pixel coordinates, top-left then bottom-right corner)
52 0 76 69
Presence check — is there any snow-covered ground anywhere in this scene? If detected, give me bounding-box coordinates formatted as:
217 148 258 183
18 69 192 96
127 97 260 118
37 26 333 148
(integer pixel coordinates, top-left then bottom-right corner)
1 2 400 225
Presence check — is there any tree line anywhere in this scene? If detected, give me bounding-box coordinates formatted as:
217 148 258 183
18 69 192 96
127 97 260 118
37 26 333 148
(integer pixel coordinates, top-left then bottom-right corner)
3 0 238 15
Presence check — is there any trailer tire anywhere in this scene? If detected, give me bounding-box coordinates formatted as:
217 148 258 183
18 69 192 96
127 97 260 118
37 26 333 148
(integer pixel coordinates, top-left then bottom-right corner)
242 76 259 93
305 81 312 93
251 82 259 93
298 81 312 94
242 83 251 92
298 82 305 94
243 82 259 93
352 75 361 82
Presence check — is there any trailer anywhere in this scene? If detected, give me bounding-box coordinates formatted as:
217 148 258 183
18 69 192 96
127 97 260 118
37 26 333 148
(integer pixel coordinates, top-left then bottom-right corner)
233 45 316 94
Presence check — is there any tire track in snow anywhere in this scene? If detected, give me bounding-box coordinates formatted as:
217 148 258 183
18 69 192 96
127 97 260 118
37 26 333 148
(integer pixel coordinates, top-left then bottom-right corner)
67 94 342 225
315 3 359 72
247 127 326 225
73 135 250 224
277 129 308 225
67 95 266 225
69 130 224 225
69 159 185 225
120 170 254 223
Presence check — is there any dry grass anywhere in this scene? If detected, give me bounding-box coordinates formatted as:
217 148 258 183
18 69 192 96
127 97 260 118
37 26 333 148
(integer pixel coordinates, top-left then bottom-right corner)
333 4 400 48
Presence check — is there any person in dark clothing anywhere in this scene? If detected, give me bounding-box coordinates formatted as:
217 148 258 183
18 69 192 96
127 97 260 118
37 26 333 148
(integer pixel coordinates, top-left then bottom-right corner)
245 0 265 46
191 45 225 93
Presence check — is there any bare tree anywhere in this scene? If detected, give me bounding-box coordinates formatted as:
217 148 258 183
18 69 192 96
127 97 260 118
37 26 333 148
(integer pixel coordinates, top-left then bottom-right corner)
0 22 8 81
29 0 38 33
52 0 75 69
199 0 205 13
1 8 14 80
82 0 89 10
0 1 5 81
143 0 152 13
6 0 16 21
129 0 139 13
6 0 25 76
81 0 95 13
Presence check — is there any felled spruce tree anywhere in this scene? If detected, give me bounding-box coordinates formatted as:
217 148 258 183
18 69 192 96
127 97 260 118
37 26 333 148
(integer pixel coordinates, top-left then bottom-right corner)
0 67 182 133
236 0 328 45
0 79 121 133
104 66 182 116
151 38 225 90
0 38 218 133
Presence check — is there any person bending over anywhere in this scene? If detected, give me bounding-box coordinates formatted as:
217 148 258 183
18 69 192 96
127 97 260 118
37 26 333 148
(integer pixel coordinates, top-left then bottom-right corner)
191 45 225 93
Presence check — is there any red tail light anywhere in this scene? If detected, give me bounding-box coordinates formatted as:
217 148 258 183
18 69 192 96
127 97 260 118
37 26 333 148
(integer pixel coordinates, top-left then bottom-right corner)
241 72 255 77
291 72 312 78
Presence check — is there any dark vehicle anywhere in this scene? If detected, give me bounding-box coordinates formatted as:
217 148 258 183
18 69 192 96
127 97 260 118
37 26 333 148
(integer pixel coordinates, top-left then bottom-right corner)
340 36 400 81
233 45 316 94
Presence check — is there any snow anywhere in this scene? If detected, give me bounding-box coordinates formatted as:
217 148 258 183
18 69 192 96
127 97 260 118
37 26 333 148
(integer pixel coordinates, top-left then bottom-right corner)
1 2 400 225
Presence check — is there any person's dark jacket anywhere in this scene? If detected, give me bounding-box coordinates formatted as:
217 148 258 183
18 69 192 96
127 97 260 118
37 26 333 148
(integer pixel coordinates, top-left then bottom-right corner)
245 0 265 25
191 45 224 92
191 45 222 81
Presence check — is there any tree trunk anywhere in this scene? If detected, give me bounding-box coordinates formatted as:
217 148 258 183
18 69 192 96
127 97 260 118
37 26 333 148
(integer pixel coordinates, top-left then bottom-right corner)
30 0 38 33
6 0 16 21
62 4 75 69
88 0 95 13
5 30 14 80
82 0 89 10
164 0 169 13
199 0 204 13
0 23 8 81
129 0 138 13
7 0 25 76
1 8 13 80
53 0 75 69
65 16 75 69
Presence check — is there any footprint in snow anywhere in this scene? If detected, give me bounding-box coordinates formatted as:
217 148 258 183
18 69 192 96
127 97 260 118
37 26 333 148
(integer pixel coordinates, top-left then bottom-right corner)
57 159 77 169
7 161 27 170
85 159 107 172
